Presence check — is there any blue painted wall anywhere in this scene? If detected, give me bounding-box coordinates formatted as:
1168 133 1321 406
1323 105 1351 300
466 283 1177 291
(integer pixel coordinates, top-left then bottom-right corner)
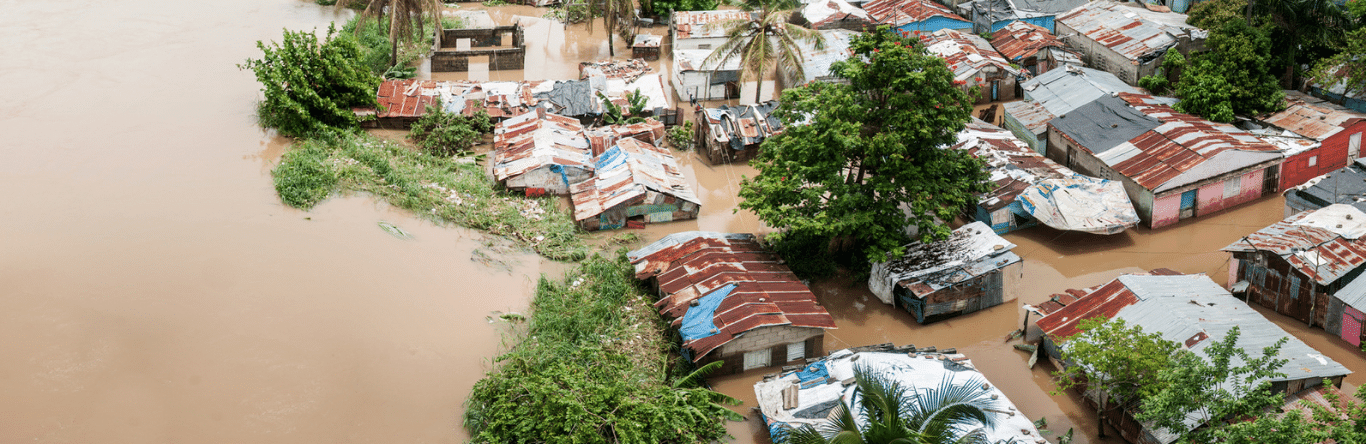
1311 87 1366 114
989 15 1055 33
973 201 1039 234
894 16 974 34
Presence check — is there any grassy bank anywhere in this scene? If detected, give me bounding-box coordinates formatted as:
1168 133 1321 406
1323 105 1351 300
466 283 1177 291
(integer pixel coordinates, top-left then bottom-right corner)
273 131 588 261
464 253 741 443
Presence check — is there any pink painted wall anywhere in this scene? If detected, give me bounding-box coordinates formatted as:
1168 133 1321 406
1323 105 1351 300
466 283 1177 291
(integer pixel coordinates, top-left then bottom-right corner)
1152 192 1182 228
1197 181 1226 215
1198 169 1266 217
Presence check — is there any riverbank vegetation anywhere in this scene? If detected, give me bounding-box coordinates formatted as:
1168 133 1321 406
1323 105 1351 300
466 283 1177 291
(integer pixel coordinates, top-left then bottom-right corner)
272 131 588 260
464 253 742 443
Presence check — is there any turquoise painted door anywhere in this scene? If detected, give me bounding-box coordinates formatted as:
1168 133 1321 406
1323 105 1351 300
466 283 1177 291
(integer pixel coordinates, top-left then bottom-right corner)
1180 190 1197 219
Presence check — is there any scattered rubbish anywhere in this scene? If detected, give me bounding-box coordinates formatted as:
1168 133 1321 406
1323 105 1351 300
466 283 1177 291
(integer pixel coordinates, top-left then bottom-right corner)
1013 344 1037 353
378 221 413 240
1004 329 1023 342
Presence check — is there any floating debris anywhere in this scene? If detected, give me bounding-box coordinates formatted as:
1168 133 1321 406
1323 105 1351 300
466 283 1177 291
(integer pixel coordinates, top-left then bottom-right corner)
378 221 413 240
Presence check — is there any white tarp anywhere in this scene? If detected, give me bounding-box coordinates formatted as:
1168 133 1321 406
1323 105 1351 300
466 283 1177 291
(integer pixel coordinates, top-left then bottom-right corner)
1019 176 1140 235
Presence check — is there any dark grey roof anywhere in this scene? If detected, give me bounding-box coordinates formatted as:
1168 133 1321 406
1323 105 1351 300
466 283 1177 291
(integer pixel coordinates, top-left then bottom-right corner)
533 80 596 117
1047 94 1161 155
1287 159 1366 212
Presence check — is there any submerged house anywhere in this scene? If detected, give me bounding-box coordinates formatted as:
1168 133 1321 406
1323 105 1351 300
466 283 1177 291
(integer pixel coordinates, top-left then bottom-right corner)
1054 1 1205 85
570 138 700 231
863 0 973 35
673 49 744 102
1255 90 1366 191
1284 159 1366 216
868 221 1022 323
967 0 1087 33
919 29 1021 103
800 0 873 30
491 109 593 195
753 345 1044 443
1036 273 1351 444
1045 93 1283 228
953 119 1138 234
1223 204 1366 329
695 101 783 164
628 232 837 374
989 21 1080 76
1003 65 1138 153
670 10 752 51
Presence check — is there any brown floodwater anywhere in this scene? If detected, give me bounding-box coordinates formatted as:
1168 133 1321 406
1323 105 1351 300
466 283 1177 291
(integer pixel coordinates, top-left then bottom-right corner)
6 1 1364 443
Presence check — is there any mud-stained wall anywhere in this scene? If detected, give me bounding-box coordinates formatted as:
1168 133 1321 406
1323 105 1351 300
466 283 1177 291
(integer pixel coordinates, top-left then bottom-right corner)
705 327 825 375
432 25 526 72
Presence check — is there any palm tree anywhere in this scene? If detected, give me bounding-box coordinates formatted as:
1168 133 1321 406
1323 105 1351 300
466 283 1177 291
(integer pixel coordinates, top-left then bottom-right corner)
783 366 1003 444
704 0 823 103
587 0 637 57
340 0 444 67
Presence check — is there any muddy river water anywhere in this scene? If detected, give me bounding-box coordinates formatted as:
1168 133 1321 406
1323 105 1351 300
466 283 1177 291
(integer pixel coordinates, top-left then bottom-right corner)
2 1 1364 443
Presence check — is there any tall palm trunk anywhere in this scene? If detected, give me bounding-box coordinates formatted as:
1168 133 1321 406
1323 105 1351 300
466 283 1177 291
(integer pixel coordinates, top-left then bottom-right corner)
754 63 764 103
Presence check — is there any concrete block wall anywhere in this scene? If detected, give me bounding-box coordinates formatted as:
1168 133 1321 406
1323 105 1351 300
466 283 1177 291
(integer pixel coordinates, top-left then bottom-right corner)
717 325 824 357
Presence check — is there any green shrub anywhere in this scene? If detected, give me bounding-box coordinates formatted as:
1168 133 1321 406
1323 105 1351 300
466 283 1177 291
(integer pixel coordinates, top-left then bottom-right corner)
240 25 381 138
273 138 339 209
340 14 439 78
408 105 494 157
666 120 695 151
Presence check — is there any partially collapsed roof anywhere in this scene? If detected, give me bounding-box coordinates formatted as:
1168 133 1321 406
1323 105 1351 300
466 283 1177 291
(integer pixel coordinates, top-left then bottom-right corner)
491 109 592 182
754 347 1043 444
1019 177 1141 234
699 100 784 151
569 138 699 221
1049 93 1282 193
802 0 873 28
1222 204 1366 286
1036 273 1351 444
989 21 1077 63
868 221 1020 305
1287 159 1366 212
863 0 968 27
627 232 836 361
971 0 1088 24
1006 65 1139 135
952 119 1073 211
919 29 1019 82
1056 1 1199 63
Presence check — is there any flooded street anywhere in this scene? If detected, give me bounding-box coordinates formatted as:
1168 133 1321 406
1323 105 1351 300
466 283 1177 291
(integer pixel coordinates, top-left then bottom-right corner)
4 1 1365 443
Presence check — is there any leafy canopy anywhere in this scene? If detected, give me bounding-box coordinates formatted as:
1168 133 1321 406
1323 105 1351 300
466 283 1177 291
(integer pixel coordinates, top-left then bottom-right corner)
1052 317 1178 439
240 25 381 138
408 104 493 157
1310 26 1366 104
738 27 991 264
1174 17 1283 122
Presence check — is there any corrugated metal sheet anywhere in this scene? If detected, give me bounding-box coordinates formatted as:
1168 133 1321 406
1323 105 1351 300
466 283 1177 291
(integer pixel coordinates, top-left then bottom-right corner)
1020 176 1141 234
1038 273 1351 444
368 75 672 122
569 137 699 221
863 0 967 27
989 21 1074 63
1017 65 1137 126
700 100 784 153
1056 1 1191 62
1261 90 1366 142
491 109 593 188
1051 93 1283 192
672 10 752 40
627 232 836 361
868 222 1019 305
754 349 1043 444
788 29 858 85
918 29 1019 81
970 0 1087 26
673 48 744 73
1224 204 1366 286
952 119 1072 211
803 0 873 29
579 58 654 83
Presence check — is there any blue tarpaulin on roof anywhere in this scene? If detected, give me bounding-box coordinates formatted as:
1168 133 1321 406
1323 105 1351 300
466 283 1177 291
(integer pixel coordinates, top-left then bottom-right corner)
680 283 737 341
793 362 830 388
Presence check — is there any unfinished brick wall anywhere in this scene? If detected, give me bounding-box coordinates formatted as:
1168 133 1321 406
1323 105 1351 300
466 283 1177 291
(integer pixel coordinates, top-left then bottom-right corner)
432 25 526 72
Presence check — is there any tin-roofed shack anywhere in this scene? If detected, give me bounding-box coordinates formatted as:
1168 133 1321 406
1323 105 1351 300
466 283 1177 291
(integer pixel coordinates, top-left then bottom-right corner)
1223 204 1366 330
569 138 699 230
753 345 1044 443
1045 93 1283 229
967 0 1087 33
799 0 873 30
863 0 974 35
695 101 783 164
627 232 836 374
362 75 672 128
1036 273 1350 444
1002 65 1138 153
1284 159 1366 217
953 119 1138 234
868 221 1022 323
1054 1 1205 85
491 109 593 196
671 10 753 51
919 29 1020 103
989 21 1079 76
1254 90 1366 191
672 49 745 102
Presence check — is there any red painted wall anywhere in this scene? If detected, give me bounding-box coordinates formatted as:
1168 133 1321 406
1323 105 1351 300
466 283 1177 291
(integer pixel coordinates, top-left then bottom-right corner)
1278 121 1366 191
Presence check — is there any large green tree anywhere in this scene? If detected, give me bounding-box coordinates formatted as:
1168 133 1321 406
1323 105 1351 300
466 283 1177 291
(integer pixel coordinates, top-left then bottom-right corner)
1174 17 1283 122
1310 26 1366 105
1052 317 1178 439
1136 326 1289 443
240 25 381 138
704 0 822 103
737 28 990 264
1248 0 1353 87
784 367 1003 444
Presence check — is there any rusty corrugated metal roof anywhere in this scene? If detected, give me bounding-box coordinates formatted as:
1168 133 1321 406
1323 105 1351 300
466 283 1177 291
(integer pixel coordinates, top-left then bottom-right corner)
1032 268 1178 317
952 119 1072 210
803 0 873 28
627 232 836 361
579 58 655 83
863 0 966 27
672 10 751 40
491 109 593 183
569 137 699 221
919 29 1019 81
700 100 784 151
989 21 1075 63
1260 90 1366 141
1222 204 1366 286
1056 1 1189 62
